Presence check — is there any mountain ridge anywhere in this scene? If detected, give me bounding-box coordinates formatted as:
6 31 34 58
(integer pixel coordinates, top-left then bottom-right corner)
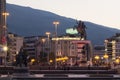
6 3 120 45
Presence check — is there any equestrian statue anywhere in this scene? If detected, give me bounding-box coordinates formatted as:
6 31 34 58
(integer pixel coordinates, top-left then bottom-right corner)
76 20 87 40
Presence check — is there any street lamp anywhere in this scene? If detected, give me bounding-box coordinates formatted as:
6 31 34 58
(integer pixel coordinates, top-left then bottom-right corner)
2 12 9 66
53 21 60 69
2 12 9 29
45 32 51 65
2 12 9 44
53 21 59 37
42 38 46 58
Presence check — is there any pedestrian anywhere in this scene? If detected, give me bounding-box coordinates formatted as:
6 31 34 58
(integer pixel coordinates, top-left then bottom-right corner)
15 54 19 66
22 50 28 67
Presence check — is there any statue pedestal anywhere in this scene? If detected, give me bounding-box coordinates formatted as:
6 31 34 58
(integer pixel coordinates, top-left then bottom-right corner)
13 67 30 76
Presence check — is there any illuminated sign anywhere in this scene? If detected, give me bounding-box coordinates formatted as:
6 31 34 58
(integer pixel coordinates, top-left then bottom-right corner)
66 28 78 34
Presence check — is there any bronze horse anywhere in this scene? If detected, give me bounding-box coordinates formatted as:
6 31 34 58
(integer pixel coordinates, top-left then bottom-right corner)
76 21 87 40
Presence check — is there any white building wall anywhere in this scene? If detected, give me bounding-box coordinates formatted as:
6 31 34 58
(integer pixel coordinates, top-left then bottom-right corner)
10 36 23 62
16 37 24 53
52 37 93 66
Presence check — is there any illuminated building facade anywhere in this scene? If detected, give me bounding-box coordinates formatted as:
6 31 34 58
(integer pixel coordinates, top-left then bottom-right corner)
23 36 39 62
7 33 24 64
104 33 120 60
52 36 93 66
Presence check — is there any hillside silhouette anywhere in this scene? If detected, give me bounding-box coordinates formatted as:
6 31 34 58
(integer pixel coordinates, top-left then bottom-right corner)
7 4 120 45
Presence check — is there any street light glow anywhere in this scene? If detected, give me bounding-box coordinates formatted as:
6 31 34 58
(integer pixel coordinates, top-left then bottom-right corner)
94 55 100 60
2 12 9 16
42 38 46 43
31 59 35 63
103 54 109 59
115 59 119 64
2 12 9 29
45 32 51 36
3 46 8 51
53 21 59 25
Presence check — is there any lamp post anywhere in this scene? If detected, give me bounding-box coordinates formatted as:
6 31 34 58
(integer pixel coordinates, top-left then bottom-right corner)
2 12 9 29
53 21 60 69
53 21 59 37
2 12 9 66
42 38 46 58
45 32 51 65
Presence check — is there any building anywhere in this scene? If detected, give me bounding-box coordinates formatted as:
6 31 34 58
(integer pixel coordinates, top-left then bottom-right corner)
70 40 92 66
7 33 24 64
93 45 105 58
23 36 52 64
24 36 39 62
104 33 120 60
24 36 46 63
52 35 93 66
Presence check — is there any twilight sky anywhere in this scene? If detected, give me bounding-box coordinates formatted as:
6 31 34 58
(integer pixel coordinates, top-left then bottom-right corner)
7 0 120 29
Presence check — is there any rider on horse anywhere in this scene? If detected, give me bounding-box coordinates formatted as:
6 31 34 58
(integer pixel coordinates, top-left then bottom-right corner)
76 20 87 40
